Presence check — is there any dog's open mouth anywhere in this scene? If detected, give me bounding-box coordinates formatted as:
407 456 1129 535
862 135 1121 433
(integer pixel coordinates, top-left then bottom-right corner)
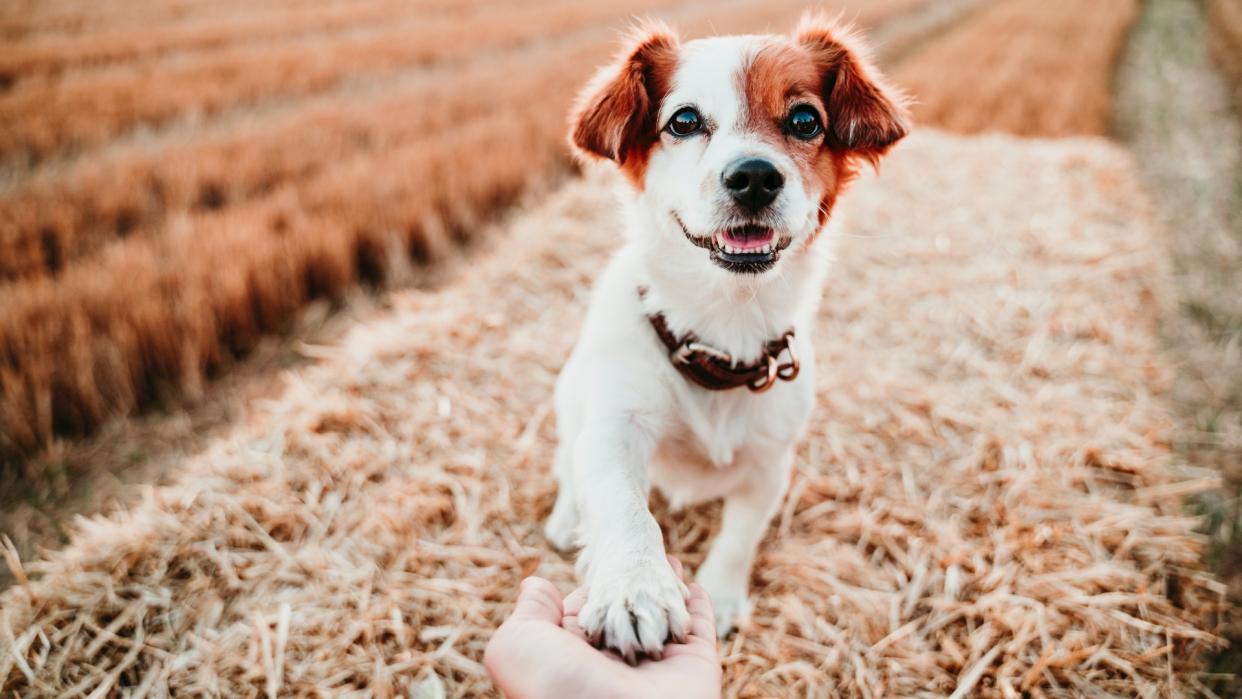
675 214 791 274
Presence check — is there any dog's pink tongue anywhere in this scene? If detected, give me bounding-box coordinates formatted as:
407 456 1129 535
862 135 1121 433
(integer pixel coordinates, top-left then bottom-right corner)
719 226 774 250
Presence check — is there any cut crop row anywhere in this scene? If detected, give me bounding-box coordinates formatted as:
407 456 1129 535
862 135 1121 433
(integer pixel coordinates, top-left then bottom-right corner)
0 0 479 41
891 0 1139 138
0 39 612 282
0 0 688 166
0 0 495 83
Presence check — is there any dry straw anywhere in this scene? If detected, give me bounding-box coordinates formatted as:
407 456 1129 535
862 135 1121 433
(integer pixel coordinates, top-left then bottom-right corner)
0 131 1226 696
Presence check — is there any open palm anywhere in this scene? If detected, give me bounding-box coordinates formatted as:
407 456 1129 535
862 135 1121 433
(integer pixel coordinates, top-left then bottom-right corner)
485 559 721 699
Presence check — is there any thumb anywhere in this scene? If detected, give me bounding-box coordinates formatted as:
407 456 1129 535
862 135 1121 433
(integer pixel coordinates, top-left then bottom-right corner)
508 577 564 623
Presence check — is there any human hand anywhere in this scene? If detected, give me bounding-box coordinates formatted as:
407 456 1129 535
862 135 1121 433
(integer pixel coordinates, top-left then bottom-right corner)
484 558 721 699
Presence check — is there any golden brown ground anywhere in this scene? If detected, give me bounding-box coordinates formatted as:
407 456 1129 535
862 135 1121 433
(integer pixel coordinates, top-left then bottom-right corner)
1 130 1224 697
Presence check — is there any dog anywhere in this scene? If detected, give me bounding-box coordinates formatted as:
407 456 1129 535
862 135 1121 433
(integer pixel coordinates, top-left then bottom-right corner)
544 15 909 660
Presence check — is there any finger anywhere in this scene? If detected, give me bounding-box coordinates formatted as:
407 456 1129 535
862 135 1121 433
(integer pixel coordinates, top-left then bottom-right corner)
561 613 589 642
685 582 717 641
667 555 685 581
508 577 563 623
562 586 589 617
560 587 590 641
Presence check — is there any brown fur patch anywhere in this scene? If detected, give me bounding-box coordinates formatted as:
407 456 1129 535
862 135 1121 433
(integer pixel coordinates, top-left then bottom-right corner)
741 20 909 232
568 24 679 188
795 16 910 164
742 41 839 228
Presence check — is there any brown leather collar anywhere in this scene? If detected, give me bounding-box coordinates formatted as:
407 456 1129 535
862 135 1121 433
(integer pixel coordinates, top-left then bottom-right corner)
640 288 800 392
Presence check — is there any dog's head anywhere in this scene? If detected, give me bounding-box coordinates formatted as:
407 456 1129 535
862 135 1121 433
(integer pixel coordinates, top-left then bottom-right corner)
570 16 908 276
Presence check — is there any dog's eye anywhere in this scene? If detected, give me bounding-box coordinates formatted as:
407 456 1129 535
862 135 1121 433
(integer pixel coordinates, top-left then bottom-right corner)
787 106 822 139
666 107 703 137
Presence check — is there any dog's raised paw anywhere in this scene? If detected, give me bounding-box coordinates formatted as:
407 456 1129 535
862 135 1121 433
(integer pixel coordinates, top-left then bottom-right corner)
578 558 690 662
543 501 578 553
696 568 752 639
706 591 751 639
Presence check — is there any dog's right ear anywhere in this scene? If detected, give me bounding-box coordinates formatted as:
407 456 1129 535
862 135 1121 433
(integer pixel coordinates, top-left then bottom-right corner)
569 23 679 165
795 14 909 166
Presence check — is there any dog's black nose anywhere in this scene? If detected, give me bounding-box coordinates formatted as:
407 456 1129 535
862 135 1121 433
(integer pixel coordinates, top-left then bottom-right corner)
723 158 784 212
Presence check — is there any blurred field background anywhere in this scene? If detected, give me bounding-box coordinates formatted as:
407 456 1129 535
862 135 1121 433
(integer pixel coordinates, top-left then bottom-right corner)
1 0 1241 695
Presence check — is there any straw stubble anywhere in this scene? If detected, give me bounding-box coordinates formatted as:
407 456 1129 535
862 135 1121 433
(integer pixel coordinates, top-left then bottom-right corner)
0 130 1223 697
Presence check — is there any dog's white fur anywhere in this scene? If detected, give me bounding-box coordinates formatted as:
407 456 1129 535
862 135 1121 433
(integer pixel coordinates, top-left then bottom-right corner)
545 24 904 659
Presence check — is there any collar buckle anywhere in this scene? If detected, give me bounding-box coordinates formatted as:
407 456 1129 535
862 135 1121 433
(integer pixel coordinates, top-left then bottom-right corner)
672 339 733 368
642 287 800 392
775 331 800 381
749 332 799 392
748 354 780 393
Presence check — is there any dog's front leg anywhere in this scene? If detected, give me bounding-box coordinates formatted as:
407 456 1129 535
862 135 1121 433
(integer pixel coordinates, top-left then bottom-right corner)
696 447 794 638
573 417 690 662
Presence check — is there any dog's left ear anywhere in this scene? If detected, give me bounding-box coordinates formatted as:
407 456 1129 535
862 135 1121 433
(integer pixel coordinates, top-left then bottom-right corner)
569 22 680 165
796 16 909 162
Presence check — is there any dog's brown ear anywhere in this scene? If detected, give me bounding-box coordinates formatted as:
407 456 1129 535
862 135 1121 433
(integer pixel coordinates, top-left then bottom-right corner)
796 15 909 161
570 22 679 164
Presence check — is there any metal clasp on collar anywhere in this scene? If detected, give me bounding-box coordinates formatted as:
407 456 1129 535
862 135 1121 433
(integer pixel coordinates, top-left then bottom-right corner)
671 331 800 393
749 331 800 393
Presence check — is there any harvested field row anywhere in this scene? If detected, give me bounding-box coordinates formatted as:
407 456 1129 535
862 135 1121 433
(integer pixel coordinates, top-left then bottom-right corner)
0 0 486 83
0 132 1223 697
1209 0 1242 114
0 0 931 284
0 34 632 283
0 0 693 166
0 0 934 466
0 0 479 41
0 113 559 464
892 0 1139 137
0 0 935 169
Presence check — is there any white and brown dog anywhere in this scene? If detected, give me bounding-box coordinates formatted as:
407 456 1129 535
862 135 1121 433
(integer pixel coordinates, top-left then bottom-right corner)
544 16 908 660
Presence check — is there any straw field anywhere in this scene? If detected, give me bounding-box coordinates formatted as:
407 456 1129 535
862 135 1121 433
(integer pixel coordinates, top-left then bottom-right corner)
891 0 1139 137
0 0 515 80
0 0 937 469
1 0 1236 695
0 0 701 165
1 131 1225 697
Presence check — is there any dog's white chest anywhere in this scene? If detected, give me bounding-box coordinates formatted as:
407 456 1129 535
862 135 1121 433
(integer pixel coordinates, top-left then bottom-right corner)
674 363 815 458
678 393 753 466
647 388 800 509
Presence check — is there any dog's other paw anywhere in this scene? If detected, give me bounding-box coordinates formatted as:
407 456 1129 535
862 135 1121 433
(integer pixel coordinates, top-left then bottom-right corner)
696 569 751 638
543 499 579 553
706 590 751 639
579 557 690 662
